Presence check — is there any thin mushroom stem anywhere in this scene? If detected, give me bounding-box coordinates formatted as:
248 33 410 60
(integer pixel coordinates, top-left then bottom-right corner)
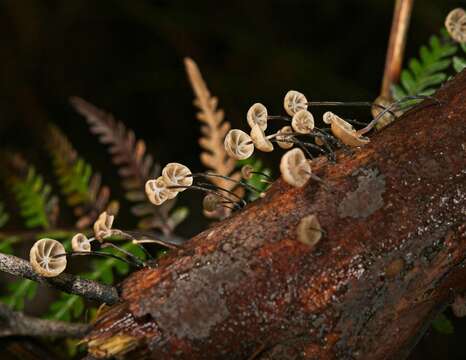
307 101 396 118
168 184 244 209
357 95 440 135
100 242 147 268
196 181 247 207
53 250 141 268
189 173 264 195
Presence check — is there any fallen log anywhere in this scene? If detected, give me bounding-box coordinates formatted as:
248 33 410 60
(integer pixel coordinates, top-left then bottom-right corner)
84 70 466 359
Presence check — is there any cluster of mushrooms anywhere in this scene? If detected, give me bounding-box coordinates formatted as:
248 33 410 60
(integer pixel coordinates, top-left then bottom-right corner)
224 90 372 188
29 212 117 277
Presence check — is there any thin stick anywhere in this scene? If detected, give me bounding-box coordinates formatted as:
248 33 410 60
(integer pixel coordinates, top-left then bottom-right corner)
0 252 119 304
380 0 415 100
0 303 90 338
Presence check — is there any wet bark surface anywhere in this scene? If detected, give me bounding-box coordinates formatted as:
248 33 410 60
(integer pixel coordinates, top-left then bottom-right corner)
84 70 466 359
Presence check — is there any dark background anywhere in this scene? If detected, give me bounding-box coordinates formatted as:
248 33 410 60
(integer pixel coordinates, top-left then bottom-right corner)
0 0 465 358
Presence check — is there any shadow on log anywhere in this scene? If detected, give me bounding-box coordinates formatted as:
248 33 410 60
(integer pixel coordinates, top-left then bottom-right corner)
84 70 466 359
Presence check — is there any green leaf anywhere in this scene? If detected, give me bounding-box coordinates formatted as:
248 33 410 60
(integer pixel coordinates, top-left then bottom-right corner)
2 280 38 310
431 313 454 334
453 56 466 73
393 33 458 100
12 167 55 229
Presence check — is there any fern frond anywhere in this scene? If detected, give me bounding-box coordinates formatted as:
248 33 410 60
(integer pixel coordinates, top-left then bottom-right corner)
392 32 457 100
453 43 466 73
70 97 179 233
184 58 243 198
12 166 57 229
47 124 112 229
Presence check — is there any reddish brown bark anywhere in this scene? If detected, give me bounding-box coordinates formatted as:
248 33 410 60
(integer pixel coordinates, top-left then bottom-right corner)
84 70 466 360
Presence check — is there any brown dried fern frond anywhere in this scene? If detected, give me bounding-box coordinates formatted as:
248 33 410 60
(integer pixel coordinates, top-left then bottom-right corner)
184 58 243 200
47 124 113 229
69 97 176 233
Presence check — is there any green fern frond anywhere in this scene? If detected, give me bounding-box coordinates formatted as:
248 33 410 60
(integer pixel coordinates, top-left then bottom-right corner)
47 124 112 228
392 32 457 100
13 167 57 229
1 280 38 311
452 43 466 73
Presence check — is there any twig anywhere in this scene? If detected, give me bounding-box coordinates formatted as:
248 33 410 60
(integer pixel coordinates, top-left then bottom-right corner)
0 302 90 338
0 253 119 305
380 0 414 99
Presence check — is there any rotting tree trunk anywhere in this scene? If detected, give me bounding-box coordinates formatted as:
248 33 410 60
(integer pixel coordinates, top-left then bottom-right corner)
84 70 466 360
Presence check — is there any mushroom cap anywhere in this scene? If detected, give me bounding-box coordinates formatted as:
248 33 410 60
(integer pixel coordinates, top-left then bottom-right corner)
30 238 67 277
145 177 174 206
280 148 312 187
247 103 268 131
162 163 193 192
291 110 314 134
71 233 91 252
297 214 322 247
445 8 466 43
241 164 254 180
93 211 115 241
250 124 274 152
202 193 221 213
283 90 308 116
371 95 398 130
224 129 254 160
276 126 294 149
323 111 370 147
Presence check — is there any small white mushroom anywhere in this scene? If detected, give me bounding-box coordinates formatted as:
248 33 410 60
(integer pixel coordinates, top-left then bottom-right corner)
250 124 274 152
291 110 314 134
145 177 174 206
241 164 254 180
297 214 322 247
280 148 312 187
30 238 67 277
323 111 370 147
283 90 308 116
445 8 466 43
247 103 268 130
93 211 115 241
276 126 294 149
224 129 254 160
71 233 91 252
162 163 193 191
371 96 397 130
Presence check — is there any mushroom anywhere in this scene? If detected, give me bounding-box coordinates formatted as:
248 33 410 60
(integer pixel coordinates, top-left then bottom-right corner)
297 214 322 247
276 125 294 149
241 164 254 180
202 193 221 213
224 129 254 160
283 90 308 116
371 95 397 130
291 110 314 134
71 233 91 252
29 238 67 277
93 211 115 241
250 124 274 152
323 111 370 147
145 177 174 205
247 103 268 130
445 8 466 43
280 148 312 187
162 163 193 191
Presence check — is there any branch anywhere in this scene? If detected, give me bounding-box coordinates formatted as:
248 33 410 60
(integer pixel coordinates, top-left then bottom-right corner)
0 303 89 338
0 253 119 305
84 71 466 359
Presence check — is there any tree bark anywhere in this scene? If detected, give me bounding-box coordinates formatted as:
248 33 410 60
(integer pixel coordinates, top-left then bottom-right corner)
84 70 466 360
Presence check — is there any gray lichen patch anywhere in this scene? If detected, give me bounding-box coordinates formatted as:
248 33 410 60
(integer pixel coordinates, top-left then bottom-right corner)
338 168 386 219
